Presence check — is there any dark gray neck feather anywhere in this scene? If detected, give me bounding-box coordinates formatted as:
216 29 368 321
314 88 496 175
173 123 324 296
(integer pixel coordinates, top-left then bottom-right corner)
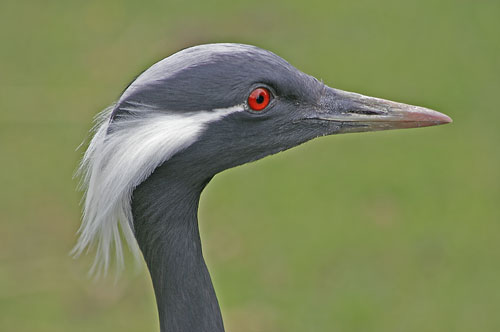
131 161 223 332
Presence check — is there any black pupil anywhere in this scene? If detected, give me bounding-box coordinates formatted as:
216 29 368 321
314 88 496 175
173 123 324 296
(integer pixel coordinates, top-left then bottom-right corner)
256 93 265 104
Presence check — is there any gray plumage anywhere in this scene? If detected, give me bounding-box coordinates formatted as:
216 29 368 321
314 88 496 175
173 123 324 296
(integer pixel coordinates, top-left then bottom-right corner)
74 43 451 332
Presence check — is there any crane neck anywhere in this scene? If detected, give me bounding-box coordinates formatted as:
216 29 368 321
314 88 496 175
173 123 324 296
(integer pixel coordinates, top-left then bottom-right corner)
131 163 223 332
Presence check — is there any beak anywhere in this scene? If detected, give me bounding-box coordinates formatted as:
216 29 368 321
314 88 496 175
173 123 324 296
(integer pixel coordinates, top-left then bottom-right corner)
315 86 452 133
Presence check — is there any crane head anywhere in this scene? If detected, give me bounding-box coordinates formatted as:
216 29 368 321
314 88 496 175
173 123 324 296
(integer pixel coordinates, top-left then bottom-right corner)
75 43 452 273
111 43 451 175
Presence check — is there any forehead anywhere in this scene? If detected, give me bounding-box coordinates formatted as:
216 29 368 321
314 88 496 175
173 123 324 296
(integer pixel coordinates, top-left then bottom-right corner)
130 44 288 86
114 44 319 115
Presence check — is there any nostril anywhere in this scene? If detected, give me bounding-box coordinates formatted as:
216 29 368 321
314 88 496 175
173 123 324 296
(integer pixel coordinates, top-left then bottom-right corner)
344 101 386 116
348 109 383 115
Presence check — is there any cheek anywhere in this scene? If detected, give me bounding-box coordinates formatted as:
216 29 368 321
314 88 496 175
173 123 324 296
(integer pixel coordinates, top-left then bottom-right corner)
298 119 343 138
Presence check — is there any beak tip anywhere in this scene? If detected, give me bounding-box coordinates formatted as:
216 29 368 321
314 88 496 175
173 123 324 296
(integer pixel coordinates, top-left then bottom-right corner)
432 111 453 126
443 114 453 124
409 108 453 127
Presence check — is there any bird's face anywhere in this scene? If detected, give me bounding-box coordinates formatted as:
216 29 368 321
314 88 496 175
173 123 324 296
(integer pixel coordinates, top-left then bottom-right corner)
111 43 451 179
75 43 452 273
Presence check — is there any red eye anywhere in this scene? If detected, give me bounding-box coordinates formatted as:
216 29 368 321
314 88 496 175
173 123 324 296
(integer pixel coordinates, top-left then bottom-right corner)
248 87 271 111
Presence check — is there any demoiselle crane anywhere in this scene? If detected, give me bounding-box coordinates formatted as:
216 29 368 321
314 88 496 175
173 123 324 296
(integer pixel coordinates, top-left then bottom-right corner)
74 43 452 332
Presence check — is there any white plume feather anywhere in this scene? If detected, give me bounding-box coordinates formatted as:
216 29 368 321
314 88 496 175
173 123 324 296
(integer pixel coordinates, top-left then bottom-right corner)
73 104 244 276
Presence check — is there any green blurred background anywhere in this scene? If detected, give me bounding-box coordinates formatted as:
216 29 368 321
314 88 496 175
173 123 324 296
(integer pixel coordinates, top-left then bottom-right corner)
1 0 499 331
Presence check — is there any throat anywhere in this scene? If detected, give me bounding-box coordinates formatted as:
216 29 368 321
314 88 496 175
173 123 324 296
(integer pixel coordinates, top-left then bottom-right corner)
131 167 223 332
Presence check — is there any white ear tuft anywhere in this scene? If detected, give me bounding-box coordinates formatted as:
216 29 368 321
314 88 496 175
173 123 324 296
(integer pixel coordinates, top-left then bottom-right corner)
72 104 245 276
71 106 140 276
